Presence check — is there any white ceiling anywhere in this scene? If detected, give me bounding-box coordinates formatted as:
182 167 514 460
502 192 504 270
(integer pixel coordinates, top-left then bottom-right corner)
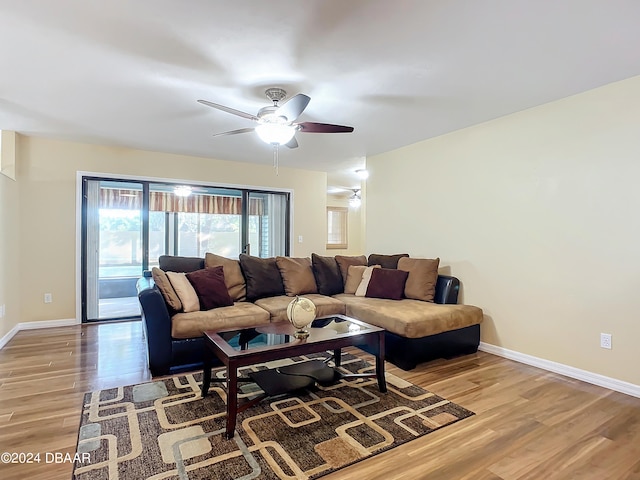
1 0 639 192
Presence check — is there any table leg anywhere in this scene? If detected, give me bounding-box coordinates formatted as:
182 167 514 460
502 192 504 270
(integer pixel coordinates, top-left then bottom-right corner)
334 348 342 367
375 332 387 393
225 364 238 439
201 352 212 398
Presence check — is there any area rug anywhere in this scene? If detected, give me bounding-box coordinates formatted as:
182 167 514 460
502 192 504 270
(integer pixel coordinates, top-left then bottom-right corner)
72 353 473 479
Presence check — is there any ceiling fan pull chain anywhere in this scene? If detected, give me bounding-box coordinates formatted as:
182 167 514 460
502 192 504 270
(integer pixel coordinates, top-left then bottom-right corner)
273 144 279 176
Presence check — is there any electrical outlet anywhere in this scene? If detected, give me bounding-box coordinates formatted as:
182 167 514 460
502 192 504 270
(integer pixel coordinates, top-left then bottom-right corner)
0 304 4 318
600 333 612 350
44 293 53 304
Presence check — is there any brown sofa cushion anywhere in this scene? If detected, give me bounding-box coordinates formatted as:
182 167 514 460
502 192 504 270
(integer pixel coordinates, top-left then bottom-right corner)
151 267 182 311
311 254 343 295
276 257 318 296
366 268 409 300
335 255 367 286
185 266 234 311
334 294 483 338
171 302 271 339
166 272 200 312
205 253 247 302
398 257 440 302
239 254 285 301
367 253 410 269
254 294 346 323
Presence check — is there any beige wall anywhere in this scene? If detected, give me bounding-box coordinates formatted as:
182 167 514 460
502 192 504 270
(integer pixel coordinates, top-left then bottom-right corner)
326 193 365 255
367 75 640 385
14 136 328 324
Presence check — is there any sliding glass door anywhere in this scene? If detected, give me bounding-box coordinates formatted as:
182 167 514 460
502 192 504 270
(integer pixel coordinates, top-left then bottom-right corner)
247 191 288 257
82 177 290 322
147 184 244 266
83 179 144 321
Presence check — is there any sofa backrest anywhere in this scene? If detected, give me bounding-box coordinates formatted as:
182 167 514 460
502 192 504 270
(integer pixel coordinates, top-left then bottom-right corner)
158 255 204 273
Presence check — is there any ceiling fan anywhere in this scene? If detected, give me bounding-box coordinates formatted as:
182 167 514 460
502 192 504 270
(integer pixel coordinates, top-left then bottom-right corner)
197 88 354 149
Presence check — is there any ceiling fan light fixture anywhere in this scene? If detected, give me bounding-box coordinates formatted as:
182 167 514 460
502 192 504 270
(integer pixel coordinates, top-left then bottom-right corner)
255 123 296 145
355 169 369 180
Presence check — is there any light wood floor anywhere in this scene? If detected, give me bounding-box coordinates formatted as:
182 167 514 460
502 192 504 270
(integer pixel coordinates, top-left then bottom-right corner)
0 321 639 480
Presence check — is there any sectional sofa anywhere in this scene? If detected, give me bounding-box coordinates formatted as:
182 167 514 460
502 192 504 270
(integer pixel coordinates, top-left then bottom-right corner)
137 252 483 376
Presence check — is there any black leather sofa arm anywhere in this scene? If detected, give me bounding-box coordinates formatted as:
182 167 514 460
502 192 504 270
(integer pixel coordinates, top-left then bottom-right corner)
137 279 173 376
434 275 460 305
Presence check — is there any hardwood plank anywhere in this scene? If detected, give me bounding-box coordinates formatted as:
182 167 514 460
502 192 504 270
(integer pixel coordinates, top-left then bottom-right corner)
0 321 639 480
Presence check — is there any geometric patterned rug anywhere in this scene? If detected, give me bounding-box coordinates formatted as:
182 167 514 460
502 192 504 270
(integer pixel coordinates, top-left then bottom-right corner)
72 353 473 479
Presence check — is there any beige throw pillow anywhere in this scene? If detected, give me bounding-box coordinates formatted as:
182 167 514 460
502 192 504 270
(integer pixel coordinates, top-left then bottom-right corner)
205 253 247 302
166 271 200 312
397 257 440 302
276 257 318 296
355 265 380 296
151 267 182 311
344 265 366 294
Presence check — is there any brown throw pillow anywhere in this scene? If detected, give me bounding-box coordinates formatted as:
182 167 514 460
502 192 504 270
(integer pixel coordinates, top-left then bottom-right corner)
335 255 367 286
166 272 200 312
365 268 409 300
239 254 285 301
158 255 205 273
276 257 318 296
397 257 440 302
151 267 182 311
185 266 234 311
311 254 343 295
205 253 247 302
367 253 410 269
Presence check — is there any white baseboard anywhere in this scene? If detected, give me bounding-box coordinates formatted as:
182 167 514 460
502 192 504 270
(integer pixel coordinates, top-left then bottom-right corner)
0 324 20 349
0 318 79 350
479 342 640 399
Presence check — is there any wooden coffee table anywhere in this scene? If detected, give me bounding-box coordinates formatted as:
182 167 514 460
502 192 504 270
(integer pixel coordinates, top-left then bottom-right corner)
201 314 386 439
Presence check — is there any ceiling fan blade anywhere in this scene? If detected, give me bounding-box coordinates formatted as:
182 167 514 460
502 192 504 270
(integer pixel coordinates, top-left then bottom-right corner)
197 99 259 121
275 94 310 122
285 137 299 149
297 122 354 133
212 127 255 138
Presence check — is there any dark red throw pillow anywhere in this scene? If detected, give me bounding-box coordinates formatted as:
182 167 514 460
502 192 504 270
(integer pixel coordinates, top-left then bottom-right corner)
365 268 409 300
186 266 234 311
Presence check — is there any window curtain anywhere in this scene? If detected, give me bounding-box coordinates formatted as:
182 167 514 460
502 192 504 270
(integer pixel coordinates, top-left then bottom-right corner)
99 189 263 215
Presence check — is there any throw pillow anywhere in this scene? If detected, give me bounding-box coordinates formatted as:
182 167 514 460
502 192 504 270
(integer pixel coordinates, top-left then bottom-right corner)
276 257 318 296
365 268 409 300
344 265 366 294
367 253 410 269
151 267 182 311
166 271 200 312
185 266 234 311
335 255 367 286
397 257 440 302
158 255 205 273
205 253 247 302
238 254 285 301
355 265 380 297
311 253 344 295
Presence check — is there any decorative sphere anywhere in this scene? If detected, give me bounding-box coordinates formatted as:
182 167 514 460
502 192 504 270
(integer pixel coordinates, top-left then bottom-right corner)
286 296 317 329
